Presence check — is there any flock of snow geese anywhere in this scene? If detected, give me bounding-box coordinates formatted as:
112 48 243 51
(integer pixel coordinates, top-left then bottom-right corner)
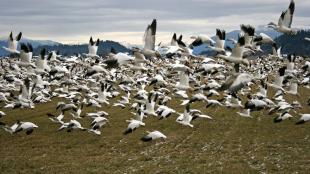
0 0 310 141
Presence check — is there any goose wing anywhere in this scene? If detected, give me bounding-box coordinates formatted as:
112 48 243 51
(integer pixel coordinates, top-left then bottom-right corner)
278 0 295 28
143 19 156 51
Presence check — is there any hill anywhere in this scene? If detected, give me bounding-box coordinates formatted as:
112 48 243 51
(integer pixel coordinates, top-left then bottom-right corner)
271 30 310 56
0 38 61 56
34 40 130 56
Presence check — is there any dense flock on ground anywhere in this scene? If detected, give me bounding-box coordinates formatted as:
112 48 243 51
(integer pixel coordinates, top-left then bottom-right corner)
0 0 309 142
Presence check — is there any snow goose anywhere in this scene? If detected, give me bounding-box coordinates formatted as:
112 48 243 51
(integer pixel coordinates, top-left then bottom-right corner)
267 0 297 35
176 104 194 127
219 73 253 94
18 43 36 69
189 35 215 48
270 43 283 60
274 111 293 123
87 37 100 57
142 19 161 58
209 29 226 54
58 120 86 132
295 114 310 125
56 102 78 114
237 109 252 118
141 130 167 142
90 116 108 131
254 33 275 44
268 66 286 91
2 31 22 54
13 121 38 135
47 113 64 123
123 119 145 135
217 36 250 69
156 105 176 119
35 48 48 74
240 24 255 49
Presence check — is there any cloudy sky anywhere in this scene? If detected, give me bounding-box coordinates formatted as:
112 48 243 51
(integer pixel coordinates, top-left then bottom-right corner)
0 0 309 44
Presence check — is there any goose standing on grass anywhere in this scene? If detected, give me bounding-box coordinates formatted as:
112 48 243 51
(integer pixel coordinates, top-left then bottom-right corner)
268 0 297 35
2 31 22 54
141 130 167 142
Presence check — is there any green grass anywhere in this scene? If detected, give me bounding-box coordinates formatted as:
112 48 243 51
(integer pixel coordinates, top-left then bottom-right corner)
0 87 310 174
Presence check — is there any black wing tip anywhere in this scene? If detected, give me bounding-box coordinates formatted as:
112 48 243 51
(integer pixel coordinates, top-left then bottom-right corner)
20 43 29 53
16 32 22 41
89 37 94 45
123 128 133 135
238 36 245 46
141 135 152 142
273 117 282 123
40 48 46 58
96 39 100 46
27 43 33 52
295 120 305 125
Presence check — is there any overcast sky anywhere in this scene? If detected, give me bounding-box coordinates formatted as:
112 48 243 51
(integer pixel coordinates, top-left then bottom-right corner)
0 0 309 44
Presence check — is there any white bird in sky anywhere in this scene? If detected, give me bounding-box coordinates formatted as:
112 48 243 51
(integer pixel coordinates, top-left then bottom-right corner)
268 0 297 35
2 31 22 54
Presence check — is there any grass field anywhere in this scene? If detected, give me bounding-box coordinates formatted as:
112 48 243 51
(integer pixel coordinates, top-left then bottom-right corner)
0 87 310 174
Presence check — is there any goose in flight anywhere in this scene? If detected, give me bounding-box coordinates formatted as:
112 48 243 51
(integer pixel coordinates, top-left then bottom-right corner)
142 19 160 58
219 73 254 94
240 24 255 49
209 29 226 54
217 36 250 70
141 130 167 142
268 0 297 35
123 119 145 135
2 31 22 54
274 111 293 123
254 33 275 45
18 43 36 68
189 35 215 48
86 37 100 57
2 120 38 135
269 43 282 60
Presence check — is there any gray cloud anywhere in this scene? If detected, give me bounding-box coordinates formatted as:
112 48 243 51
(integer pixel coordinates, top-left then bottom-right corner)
0 0 309 44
